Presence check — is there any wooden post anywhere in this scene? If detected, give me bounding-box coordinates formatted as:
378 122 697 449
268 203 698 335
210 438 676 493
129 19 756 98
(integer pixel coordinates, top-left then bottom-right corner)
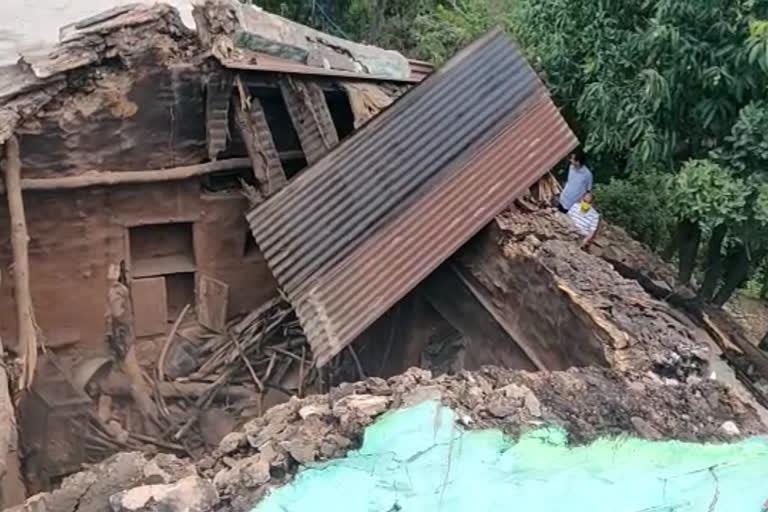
105 263 160 433
3 136 38 390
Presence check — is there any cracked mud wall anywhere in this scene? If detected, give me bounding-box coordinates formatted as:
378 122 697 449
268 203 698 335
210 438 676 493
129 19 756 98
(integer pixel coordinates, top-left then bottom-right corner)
17 64 207 177
0 179 278 350
455 227 609 371
456 212 711 378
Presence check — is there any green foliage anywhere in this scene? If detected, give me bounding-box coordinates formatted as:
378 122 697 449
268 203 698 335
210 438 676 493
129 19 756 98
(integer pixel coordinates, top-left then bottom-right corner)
669 159 750 226
715 101 768 175
593 172 673 249
755 182 768 225
410 0 515 62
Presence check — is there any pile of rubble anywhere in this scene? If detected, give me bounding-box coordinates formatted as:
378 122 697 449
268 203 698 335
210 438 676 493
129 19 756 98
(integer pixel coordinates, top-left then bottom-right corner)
10 366 762 512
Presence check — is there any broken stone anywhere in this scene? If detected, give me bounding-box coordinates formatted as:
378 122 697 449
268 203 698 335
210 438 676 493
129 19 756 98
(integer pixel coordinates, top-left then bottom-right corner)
219 431 247 455
333 394 390 417
109 476 218 512
142 454 196 485
630 416 663 440
258 440 288 469
299 403 331 419
524 392 542 418
107 420 130 444
402 385 443 407
487 399 517 419
319 434 353 459
213 454 271 493
280 437 318 465
721 421 740 437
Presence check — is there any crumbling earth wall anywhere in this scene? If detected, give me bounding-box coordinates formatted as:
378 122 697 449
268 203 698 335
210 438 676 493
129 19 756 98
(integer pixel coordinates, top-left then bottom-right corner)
456 208 709 379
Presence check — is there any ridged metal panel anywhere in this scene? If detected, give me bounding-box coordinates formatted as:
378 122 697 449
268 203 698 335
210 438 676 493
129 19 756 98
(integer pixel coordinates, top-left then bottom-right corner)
248 30 577 364
280 78 340 165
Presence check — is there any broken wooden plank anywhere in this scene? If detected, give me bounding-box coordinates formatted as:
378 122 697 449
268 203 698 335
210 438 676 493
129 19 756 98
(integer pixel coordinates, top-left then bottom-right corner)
233 77 287 195
341 82 395 128
280 78 339 165
132 277 168 338
206 71 234 160
198 275 229 333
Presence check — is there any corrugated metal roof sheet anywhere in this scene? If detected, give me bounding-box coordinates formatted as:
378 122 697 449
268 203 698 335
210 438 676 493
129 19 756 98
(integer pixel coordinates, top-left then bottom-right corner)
247 29 578 365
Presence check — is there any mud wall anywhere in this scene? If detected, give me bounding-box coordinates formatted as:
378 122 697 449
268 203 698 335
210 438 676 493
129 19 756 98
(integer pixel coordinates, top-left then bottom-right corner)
457 228 609 371
0 180 277 351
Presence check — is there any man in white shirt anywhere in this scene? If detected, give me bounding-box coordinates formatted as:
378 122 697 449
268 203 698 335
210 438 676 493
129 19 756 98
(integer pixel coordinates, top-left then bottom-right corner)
567 192 600 248
558 149 594 213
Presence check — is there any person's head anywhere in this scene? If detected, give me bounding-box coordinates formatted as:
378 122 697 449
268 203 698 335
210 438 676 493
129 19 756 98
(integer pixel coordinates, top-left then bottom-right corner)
579 191 594 211
569 148 586 168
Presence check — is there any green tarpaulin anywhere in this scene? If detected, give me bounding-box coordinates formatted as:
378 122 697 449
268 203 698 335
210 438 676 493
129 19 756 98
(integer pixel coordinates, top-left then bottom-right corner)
254 400 768 512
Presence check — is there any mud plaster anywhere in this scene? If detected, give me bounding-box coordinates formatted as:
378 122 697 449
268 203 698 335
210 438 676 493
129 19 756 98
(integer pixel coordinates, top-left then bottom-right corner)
0 180 277 351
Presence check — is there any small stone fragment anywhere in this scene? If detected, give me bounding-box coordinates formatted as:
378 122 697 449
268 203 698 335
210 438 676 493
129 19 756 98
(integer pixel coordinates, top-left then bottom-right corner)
402 386 443 407
109 476 218 512
281 438 318 465
721 421 740 437
299 403 331 419
142 454 196 485
487 399 516 419
524 392 542 418
213 455 271 492
630 416 663 440
219 431 246 455
334 394 390 418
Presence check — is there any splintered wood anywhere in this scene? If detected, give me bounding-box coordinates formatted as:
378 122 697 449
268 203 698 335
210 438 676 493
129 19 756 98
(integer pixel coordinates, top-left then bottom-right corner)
87 298 321 461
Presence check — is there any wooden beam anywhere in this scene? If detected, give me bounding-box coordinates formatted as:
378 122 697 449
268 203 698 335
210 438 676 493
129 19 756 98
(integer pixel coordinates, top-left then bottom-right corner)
206 72 234 161
3 136 38 390
234 75 287 197
280 77 339 165
18 157 252 191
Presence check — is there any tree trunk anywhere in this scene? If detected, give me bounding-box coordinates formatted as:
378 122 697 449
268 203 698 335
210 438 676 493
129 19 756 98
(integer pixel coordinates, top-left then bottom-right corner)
3 136 38 390
698 223 727 301
712 244 750 307
760 329 768 352
761 268 768 300
676 218 701 285
661 228 678 260
369 0 388 43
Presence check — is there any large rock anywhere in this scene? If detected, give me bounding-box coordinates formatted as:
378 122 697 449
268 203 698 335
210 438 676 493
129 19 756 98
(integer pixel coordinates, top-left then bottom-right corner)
109 476 218 512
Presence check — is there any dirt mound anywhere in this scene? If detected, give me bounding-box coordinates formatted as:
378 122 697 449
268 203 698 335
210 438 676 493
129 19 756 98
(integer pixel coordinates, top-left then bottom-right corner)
203 366 762 511
460 209 709 377
9 366 762 512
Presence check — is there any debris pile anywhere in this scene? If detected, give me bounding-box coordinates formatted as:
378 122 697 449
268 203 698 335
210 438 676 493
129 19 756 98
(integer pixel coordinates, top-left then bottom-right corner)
9 366 763 512
459 208 709 378
82 299 322 461
490 203 768 409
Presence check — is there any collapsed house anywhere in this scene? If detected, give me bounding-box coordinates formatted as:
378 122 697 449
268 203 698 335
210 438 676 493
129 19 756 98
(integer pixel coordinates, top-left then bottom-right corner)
0 1 421 351
2 1 768 510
